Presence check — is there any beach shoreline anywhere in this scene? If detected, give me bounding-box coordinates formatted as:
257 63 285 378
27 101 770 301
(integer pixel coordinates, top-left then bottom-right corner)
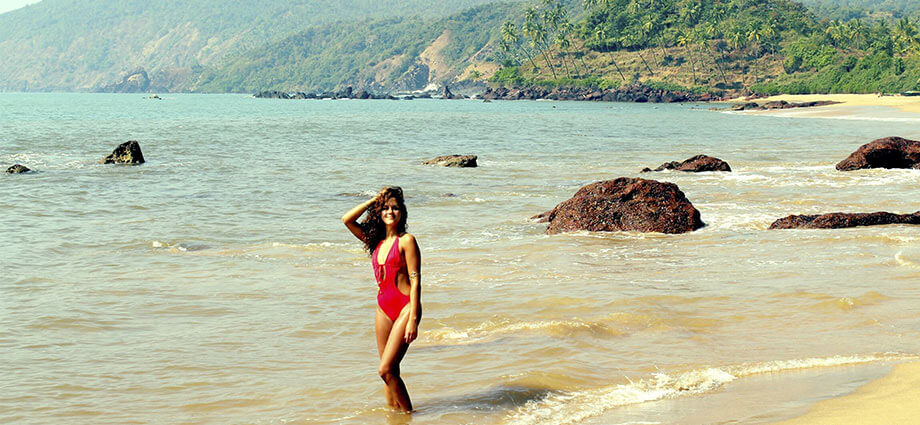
725 93 920 115
771 361 920 425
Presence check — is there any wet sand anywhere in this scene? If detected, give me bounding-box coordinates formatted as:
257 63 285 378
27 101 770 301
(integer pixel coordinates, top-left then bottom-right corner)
772 361 920 425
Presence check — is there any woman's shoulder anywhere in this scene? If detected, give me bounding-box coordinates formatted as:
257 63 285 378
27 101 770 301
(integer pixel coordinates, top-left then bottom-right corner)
399 233 418 246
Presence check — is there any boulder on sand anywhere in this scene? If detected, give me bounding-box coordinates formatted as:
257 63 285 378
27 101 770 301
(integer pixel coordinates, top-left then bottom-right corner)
836 136 920 171
421 154 477 167
6 164 31 174
534 177 704 234
770 211 920 229
100 140 145 165
641 155 732 172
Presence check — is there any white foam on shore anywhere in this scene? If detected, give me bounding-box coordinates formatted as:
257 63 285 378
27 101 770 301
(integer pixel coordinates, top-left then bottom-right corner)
503 353 917 425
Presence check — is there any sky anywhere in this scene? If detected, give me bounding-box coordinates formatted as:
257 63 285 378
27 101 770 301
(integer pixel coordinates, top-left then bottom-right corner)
0 0 39 14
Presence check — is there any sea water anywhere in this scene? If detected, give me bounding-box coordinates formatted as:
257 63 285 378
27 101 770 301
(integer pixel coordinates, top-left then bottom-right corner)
2 93 919 424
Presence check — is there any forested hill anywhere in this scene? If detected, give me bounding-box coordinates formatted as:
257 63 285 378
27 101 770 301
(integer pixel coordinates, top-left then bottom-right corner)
487 0 920 95
0 0 505 91
192 4 520 93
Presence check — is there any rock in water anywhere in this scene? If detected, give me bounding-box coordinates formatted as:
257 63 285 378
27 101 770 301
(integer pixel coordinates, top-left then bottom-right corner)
836 136 920 171
101 141 145 165
641 155 731 172
421 155 477 167
770 211 920 229
536 177 704 234
6 164 31 174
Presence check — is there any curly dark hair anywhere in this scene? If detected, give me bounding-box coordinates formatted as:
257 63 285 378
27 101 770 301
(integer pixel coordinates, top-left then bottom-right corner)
361 186 407 255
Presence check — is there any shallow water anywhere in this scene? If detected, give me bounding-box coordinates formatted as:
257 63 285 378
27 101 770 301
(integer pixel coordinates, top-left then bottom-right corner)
2 94 919 424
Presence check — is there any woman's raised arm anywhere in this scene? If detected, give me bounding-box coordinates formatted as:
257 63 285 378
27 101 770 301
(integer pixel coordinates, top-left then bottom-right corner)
342 194 377 242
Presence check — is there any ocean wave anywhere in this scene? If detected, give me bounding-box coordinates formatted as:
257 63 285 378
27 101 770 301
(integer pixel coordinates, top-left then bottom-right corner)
423 318 624 345
422 309 720 346
151 240 210 253
895 251 920 269
503 353 917 425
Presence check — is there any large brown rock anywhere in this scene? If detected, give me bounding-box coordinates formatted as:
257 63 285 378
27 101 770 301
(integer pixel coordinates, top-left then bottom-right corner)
536 177 704 234
770 211 920 229
641 155 731 172
836 136 920 171
421 155 477 167
100 140 145 165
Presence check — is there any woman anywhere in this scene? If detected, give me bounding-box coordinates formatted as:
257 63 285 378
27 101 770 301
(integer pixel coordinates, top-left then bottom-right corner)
341 186 422 412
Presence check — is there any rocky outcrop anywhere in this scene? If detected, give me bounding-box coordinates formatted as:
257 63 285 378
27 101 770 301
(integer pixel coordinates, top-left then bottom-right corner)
641 155 731 172
100 141 145 165
835 136 920 171
770 211 920 229
254 87 389 100
102 69 151 93
729 100 840 111
480 83 720 103
535 177 704 234
398 63 430 91
441 85 464 100
421 155 477 167
6 164 31 174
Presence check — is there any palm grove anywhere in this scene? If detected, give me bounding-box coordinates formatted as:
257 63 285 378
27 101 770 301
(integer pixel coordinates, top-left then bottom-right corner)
491 0 920 94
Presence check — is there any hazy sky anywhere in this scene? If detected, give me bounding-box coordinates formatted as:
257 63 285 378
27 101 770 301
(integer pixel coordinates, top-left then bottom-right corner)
0 0 39 14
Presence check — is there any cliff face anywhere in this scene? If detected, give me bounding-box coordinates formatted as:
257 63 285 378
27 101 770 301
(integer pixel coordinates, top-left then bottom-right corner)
99 70 151 93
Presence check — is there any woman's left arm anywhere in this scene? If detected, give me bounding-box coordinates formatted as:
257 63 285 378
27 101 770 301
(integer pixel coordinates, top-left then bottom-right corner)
403 234 422 343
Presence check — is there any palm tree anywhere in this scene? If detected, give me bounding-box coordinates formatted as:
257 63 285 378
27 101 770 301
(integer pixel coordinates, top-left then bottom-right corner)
747 25 763 84
894 17 917 56
595 26 627 81
700 24 728 85
848 18 864 50
502 21 538 71
524 7 558 79
556 19 580 77
677 30 697 85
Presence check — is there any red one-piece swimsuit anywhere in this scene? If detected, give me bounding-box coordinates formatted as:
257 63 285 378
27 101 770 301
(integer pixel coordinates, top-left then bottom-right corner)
373 235 410 321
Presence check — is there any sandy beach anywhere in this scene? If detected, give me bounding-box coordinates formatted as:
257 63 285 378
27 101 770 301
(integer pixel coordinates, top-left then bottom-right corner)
729 94 920 114
773 362 920 425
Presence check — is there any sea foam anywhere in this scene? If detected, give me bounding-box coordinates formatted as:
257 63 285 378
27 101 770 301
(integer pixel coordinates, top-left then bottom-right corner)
503 353 918 425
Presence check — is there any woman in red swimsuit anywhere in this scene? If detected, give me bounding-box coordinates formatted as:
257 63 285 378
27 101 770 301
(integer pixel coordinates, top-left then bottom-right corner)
342 186 421 412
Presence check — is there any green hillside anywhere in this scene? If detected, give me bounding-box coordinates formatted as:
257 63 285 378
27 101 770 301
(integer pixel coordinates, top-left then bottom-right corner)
192 3 519 93
0 0 505 91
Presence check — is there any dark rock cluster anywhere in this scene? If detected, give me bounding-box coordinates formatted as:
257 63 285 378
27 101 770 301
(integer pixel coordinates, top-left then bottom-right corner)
729 100 840 111
481 83 720 103
534 177 704 234
421 155 477 168
770 212 920 229
641 155 731 172
835 136 920 171
255 87 394 100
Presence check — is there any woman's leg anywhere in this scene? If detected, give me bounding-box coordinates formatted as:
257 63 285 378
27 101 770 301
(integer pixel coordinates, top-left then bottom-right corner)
375 308 397 408
378 306 413 412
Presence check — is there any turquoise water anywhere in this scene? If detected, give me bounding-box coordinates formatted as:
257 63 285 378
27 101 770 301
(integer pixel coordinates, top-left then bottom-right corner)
2 93 920 424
